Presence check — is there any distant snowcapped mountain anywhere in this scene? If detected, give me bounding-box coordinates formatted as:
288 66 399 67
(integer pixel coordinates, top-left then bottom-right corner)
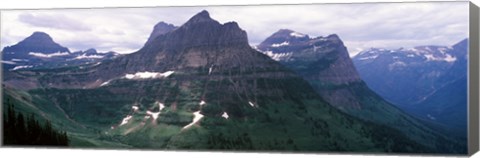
352 40 466 107
256 29 312 61
355 45 457 64
352 39 468 138
1 32 120 71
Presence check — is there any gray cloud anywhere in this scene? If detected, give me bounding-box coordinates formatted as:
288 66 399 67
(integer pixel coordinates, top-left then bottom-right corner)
18 13 91 31
1 2 469 56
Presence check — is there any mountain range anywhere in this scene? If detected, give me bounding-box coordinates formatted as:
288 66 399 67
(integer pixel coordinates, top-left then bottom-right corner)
1 10 467 154
352 39 468 138
2 32 119 71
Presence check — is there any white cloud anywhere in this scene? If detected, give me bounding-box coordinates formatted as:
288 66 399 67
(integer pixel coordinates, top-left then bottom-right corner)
18 13 91 31
1 2 469 55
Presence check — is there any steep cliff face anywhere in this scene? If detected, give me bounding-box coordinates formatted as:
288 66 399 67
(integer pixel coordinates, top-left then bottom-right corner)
258 30 361 85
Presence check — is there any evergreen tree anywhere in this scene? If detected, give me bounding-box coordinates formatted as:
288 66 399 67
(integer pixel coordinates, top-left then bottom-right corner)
3 102 69 146
15 113 27 145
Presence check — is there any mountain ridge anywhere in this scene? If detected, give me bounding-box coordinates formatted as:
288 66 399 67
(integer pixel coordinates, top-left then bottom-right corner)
352 39 468 138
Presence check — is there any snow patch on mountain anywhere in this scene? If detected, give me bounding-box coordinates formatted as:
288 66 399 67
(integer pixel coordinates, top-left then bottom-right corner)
208 66 213 75
199 100 206 106
271 41 289 47
183 111 204 129
249 101 255 107
29 51 69 58
132 106 139 111
11 59 28 62
125 71 174 80
357 55 379 61
146 101 165 121
146 111 160 121
290 32 306 38
12 65 33 70
263 51 292 61
75 54 104 59
120 115 133 126
1 60 17 64
222 112 229 119
424 54 456 63
100 80 111 87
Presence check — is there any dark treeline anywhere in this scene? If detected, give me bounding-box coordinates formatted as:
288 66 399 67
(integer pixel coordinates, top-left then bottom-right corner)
3 100 69 146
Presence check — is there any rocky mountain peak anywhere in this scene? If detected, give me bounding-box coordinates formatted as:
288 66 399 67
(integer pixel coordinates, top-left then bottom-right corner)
257 29 311 51
146 21 177 44
142 10 249 53
83 48 98 55
183 10 217 25
2 31 69 54
326 34 341 42
25 31 54 42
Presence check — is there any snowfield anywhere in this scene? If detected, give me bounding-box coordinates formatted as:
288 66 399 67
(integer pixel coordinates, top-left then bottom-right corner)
29 51 70 58
120 115 133 126
146 101 165 121
183 111 204 129
271 41 289 47
262 51 292 61
100 80 111 86
125 71 175 79
357 55 379 61
290 32 306 38
1 60 16 64
249 101 255 107
12 65 33 70
424 54 456 62
132 106 139 111
75 54 104 59
222 112 229 119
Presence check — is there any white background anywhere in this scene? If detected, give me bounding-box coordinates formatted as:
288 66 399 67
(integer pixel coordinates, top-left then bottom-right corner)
0 0 479 158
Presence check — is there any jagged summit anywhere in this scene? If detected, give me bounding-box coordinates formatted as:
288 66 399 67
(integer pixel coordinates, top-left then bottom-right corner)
146 21 177 44
142 10 249 52
184 10 215 24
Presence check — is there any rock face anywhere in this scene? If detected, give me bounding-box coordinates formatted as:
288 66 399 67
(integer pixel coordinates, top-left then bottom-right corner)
258 29 361 85
352 39 468 138
257 29 364 109
3 10 457 153
257 29 466 152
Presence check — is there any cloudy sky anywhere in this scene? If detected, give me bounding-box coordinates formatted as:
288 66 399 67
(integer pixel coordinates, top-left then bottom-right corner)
0 2 469 56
